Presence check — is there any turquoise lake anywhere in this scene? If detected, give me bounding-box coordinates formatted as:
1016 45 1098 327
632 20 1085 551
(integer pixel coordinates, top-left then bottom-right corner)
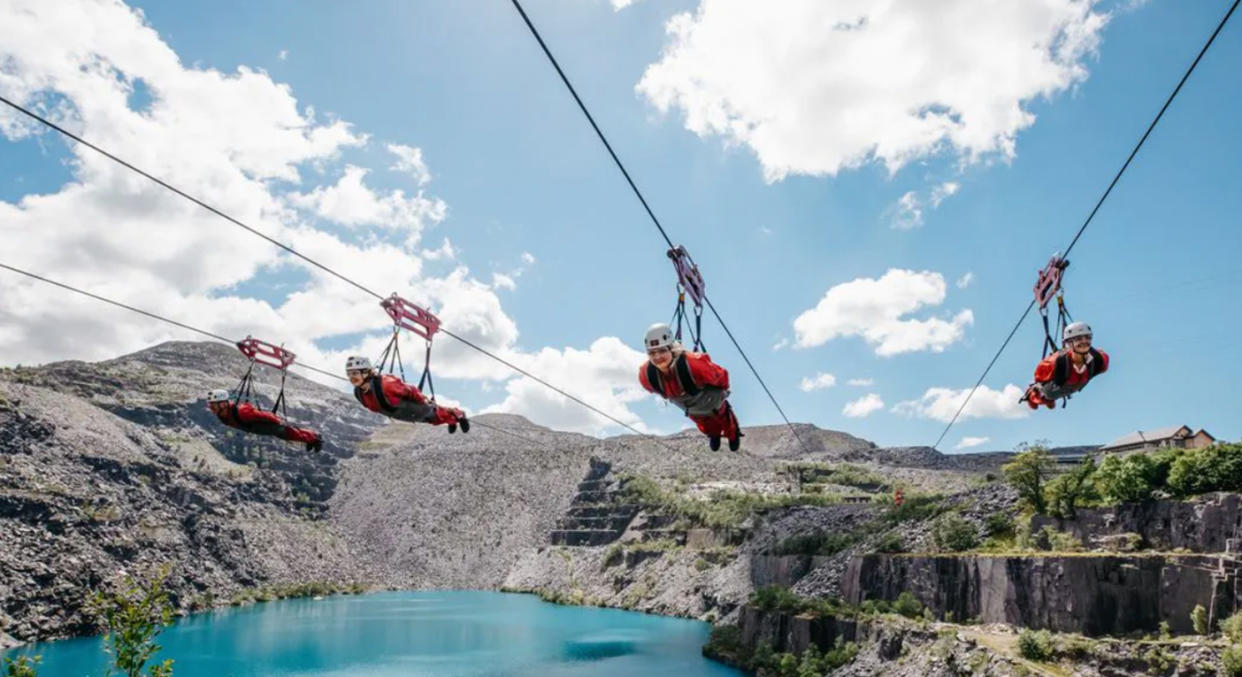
4 590 742 676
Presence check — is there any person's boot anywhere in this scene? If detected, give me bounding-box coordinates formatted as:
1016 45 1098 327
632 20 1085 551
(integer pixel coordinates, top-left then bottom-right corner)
726 405 742 452
709 435 721 451
306 439 323 453
448 422 458 434
458 414 470 433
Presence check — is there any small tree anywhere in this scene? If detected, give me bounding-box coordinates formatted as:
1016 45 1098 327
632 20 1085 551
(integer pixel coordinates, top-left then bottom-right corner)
1191 604 1208 635
89 568 176 677
1003 446 1056 514
1045 458 1098 519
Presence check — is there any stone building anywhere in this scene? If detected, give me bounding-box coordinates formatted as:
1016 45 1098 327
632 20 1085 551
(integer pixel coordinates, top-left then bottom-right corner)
1100 425 1216 455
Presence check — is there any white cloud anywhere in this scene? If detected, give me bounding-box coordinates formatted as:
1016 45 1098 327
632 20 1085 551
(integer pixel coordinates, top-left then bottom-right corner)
842 393 884 418
286 164 446 237
892 384 1029 422
0 0 656 436
421 237 457 262
637 1 1110 181
888 181 960 230
956 272 975 289
277 49 288 61
520 251 536 265
799 372 836 392
610 0 640 10
955 436 990 450
491 272 517 291
847 378 873 387
890 191 923 230
481 337 651 436
793 269 973 356
930 181 960 207
772 337 790 351
386 142 431 186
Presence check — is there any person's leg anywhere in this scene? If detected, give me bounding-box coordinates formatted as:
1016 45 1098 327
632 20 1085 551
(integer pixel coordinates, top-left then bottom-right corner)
282 426 319 444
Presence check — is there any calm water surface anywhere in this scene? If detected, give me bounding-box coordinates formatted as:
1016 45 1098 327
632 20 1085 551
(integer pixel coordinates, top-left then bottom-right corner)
4 590 741 676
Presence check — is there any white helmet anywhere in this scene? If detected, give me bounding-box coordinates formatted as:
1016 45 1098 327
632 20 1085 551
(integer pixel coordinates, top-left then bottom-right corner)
644 323 674 351
345 356 372 372
1063 321 1093 342
207 389 230 403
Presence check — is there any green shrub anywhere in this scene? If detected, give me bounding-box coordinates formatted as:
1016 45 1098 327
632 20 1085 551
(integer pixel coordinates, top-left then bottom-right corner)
880 493 947 523
601 545 623 570
1191 604 1209 635
1222 610 1242 643
693 558 711 572
874 530 906 553
750 586 804 613
702 624 743 663
1158 620 1171 640
932 513 978 552
1223 645 1242 677
893 591 924 619
2 655 40 677
1037 526 1083 552
1168 443 1242 496
773 530 860 556
1017 629 1053 661
984 512 1015 539
1094 453 1160 504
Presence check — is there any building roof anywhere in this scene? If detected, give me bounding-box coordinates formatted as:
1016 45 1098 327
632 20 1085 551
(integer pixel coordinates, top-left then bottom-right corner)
1102 425 1192 450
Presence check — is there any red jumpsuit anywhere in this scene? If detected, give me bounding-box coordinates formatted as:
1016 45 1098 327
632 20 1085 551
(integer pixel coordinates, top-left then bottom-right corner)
215 403 320 444
638 352 739 439
354 374 463 426
1026 348 1109 409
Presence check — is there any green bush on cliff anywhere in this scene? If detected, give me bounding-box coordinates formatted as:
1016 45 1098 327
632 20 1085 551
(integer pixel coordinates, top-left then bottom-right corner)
2 655 40 677
1017 629 1053 661
892 591 924 619
1222 645 1242 677
773 530 860 556
931 513 977 552
874 530 906 553
701 625 743 664
1222 610 1242 643
1191 604 1209 635
750 586 804 613
1094 453 1161 504
1168 443 1242 496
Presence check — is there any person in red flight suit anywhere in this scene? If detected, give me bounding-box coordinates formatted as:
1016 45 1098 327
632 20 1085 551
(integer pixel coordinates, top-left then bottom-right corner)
344 356 469 433
1024 321 1110 410
638 323 742 452
207 389 323 452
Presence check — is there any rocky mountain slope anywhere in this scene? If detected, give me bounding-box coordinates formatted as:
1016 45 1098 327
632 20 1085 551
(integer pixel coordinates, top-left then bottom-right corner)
0 340 1019 658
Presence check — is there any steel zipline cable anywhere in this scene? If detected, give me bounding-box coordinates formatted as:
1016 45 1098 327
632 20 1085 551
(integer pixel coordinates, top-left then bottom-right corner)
930 0 1240 451
507 0 814 455
0 262 559 449
0 96 675 450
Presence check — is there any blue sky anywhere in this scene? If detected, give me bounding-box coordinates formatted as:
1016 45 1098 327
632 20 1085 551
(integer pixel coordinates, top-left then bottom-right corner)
0 0 1238 451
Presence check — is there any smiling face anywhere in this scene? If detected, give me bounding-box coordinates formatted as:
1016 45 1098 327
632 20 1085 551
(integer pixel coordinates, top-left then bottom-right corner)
347 369 368 388
647 345 673 370
1067 333 1092 355
208 400 227 415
